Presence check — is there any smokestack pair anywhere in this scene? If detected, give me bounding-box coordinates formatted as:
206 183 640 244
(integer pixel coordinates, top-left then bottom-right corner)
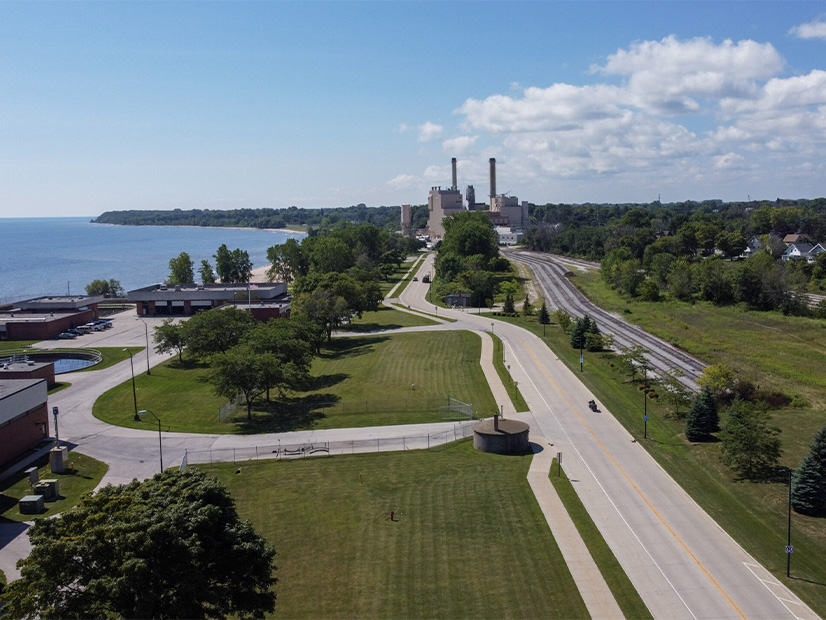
448 156 495 197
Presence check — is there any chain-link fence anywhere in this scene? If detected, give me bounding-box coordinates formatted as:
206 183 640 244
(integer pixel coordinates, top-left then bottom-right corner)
179 420 477 468
218 396 475 423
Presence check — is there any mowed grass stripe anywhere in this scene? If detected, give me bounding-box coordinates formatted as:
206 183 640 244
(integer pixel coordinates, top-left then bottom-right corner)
94 331 495 433
202 441 588 619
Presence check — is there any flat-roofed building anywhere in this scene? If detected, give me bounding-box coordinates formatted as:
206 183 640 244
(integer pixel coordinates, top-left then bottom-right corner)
127 282 290 319
0 379 49 467
0 295 102 341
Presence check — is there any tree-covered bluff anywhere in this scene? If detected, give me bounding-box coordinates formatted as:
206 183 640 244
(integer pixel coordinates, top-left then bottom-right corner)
92 204 428 231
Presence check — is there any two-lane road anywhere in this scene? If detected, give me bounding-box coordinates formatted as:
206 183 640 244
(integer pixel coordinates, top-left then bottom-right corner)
404 253 818 620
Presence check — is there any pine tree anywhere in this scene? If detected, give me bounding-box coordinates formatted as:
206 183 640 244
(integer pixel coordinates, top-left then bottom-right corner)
685 386 719 442
538 302 550 335
791 426 826 515
522 294 533 317
719 401 781 479
503 292 515 314
570 317 586 349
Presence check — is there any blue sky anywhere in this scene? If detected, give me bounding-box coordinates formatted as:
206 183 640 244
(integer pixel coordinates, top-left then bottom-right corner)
2 1 826 217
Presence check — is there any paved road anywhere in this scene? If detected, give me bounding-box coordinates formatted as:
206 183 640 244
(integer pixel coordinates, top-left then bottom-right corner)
403 253 819 620
505 249 705 392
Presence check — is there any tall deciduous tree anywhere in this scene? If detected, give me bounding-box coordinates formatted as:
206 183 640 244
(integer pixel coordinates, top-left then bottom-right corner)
85 279 124 298
209 344 266 419
182 306 255 359
791 426 826 515
168 252 195 284
199 259 217 284
719 401 781 479
685 386 719 442
214 245 253 283
153 318 186 361
0 469 276 620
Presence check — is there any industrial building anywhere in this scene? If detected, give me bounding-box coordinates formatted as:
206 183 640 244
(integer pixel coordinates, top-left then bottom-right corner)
0 379 49 467
127 282 291 321
0 295 103 341
402 157 529 242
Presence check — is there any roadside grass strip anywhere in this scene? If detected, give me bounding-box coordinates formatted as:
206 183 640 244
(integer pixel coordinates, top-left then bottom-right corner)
492 309 826 616
490 333 528 412
345 307 438 332
549 459 653 620
94 331 496 434
201 440 589 619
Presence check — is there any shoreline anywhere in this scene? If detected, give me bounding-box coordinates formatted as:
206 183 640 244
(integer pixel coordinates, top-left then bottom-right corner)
92 220 307 236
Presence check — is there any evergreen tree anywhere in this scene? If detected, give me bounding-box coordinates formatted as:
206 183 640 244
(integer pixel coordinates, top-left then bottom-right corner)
538 302 550 335
522 294 533 317
503 292 515 314
685 386 719 442
719 401 781 479
791 426 826 515
570 317 587 349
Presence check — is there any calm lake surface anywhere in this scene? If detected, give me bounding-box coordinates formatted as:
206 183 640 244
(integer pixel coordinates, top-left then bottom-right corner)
0 217 304 303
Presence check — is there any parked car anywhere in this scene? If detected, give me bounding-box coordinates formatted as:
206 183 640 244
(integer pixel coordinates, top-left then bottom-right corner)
75 325 92 334
66 328 83 336
93 319 113 328
57 332 77 339
85 323 104 331
412 276 418 281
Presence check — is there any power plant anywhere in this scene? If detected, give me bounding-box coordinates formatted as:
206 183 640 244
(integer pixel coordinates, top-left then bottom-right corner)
401 157 528 243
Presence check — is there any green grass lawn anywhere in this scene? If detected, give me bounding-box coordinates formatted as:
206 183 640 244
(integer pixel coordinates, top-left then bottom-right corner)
200 440 588 619
492 304 826 616
344 307 437 332
0 451 108 523
94 331 497 434
491 334 528 411
550 459 653 620
74 346 144 372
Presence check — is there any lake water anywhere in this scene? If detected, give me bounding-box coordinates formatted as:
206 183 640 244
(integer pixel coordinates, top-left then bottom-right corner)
0 217 305 303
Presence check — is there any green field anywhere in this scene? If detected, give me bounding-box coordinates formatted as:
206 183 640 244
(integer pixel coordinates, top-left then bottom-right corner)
0 452 108 523
94 331 496 434
345 306 437 333
493 276 826 615
200 440 588 619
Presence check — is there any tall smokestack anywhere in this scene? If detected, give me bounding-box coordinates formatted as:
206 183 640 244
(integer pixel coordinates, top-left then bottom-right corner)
489 158 496 199
451 158 457 189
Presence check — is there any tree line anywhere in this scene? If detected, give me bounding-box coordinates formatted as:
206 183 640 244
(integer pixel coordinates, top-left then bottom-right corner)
93 204 411 231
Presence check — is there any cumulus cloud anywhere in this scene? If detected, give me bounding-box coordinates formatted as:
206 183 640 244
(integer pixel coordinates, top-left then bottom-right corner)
387 174 418 190
442 35 826 196
442 135 478 155
417 121 443 142
594 36 783 114
790 18 826 39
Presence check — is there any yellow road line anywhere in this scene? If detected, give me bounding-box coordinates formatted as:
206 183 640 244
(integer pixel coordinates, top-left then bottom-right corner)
522 338 748 620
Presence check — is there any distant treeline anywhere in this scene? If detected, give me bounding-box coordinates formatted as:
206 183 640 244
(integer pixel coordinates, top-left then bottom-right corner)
93 204 422 231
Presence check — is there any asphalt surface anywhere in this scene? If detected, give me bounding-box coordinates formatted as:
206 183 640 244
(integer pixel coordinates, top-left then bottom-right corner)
1 260 821 620
401 254 819 620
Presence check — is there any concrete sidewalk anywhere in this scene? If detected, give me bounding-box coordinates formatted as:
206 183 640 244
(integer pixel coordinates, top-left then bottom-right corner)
527 436 623 620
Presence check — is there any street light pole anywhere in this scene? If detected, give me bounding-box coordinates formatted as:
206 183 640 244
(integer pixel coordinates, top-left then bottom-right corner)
580 339 584 372
785 467 793 577
123 348 139 420
138 318 151 375
643 365 648 440
139 409 163 472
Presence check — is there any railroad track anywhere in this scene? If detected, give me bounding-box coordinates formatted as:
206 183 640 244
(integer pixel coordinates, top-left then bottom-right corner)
508 250 705 392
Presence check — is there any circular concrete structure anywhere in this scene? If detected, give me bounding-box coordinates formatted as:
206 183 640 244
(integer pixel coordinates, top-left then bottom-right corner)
473 418 530 454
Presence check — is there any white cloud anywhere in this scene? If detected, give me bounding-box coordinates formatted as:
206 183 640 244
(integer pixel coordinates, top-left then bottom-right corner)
790 18 826 39
594 36 783 114
442 135 478 155
398 123 409 134
417 121 443 142
714 152 744 169
386 174 418 190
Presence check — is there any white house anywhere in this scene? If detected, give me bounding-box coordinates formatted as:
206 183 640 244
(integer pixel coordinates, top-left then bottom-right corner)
781 242 826 262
